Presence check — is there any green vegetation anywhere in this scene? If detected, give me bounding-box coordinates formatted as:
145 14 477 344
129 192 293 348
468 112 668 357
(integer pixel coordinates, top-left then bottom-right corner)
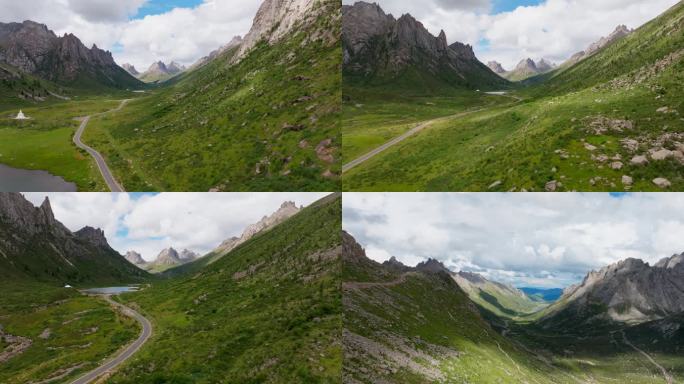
106 194 341 383
342 2 684 191
0 282 139 384
80 1 340 191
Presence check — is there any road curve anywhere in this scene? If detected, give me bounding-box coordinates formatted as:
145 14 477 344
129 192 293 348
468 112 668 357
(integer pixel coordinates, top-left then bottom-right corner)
73 100 130 192
342 93 522 174
70 295 152 384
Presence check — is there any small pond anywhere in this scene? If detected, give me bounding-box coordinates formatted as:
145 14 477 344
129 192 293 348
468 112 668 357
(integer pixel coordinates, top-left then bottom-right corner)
0 163 77 191
82 286 140 295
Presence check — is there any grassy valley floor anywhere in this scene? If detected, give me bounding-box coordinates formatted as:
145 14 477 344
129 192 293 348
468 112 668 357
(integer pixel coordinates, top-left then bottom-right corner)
0 282 139 384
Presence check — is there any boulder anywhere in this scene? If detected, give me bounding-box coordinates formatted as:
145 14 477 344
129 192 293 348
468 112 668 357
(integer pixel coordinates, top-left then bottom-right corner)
653 178 671 189
621 175 633 186
630 155 648 165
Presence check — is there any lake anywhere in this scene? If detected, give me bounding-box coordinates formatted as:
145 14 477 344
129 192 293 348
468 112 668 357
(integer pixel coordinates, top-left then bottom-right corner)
0 163 77 191
82 286 140 295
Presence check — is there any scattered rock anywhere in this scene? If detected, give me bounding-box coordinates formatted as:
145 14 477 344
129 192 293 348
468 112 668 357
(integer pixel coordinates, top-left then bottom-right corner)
653 178 671 189
545 180 561 192
584 143 597 151
650 149 674 161
39 328 51 340
298 139 309 149
282 122 305 132
610 161 623 170
621 138 639 152
488 181 502 190
630 155 649 166
622 175 633 186
315 139 335 163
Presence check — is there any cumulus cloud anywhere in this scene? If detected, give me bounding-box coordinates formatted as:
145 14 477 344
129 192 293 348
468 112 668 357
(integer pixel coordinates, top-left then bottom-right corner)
343 193 684 288
342 0 679 68
23 192 329 262
0 0 261 69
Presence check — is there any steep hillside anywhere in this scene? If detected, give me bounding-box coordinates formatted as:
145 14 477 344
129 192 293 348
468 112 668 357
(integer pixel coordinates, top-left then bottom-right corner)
108 194 341 383
83 0 340 191
0 21 143 90
343 232 570 383
0 193 148 285
0 61 71 109
342 2 507 92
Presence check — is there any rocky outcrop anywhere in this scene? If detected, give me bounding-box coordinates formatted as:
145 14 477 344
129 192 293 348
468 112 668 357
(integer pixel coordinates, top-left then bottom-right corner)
342 1 507 89
138 60 186 82
0 193 147 283
504 58 555 81
236 0 328 60
192 36 243 68
214 201 301 254
179 249 199 261
565 25 633 66
415 258 451 274
0 20 141 88
125 250 145 265
154 247 182 266
544 254 684 325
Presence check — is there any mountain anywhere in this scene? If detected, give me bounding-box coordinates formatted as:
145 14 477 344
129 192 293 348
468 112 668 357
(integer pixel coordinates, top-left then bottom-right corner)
342 1 507 91
540 254 684 328
454 271 546 318
104 194 341 382
0 20 143 90
82 0 340 191
342 231 559 383
520 287 563 302
179 248 199 261
138 60 186 83
124 250 145 265
487 60 506 74
144 246 200 273
503 58 555 81
121 63 139 76
563 25 633 67
0 193 148 285
192 36 243 69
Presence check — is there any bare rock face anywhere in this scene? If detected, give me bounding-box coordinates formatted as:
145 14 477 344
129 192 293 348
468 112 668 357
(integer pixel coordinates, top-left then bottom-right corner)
342 230 366 262
121 63 139 76
179 249 199 261
192 36 243 68
415 258 450 274
214 201 301 254
0 194 69 236
125 250 145 265
545 254 684 325
487 61 506 74
74 226 110 249
565 25 633 66
0 21 140 87
342 1 505 88
237 0 320 60
154 247 182 266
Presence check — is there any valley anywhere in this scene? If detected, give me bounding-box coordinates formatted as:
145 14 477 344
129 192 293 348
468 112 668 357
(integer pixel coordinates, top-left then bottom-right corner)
342 1 684 192
0 0 341 192
342 231 684 383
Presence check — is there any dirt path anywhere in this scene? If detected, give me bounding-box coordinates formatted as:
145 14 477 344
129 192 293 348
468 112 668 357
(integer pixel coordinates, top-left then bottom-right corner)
73 99 129 192
342 93 522 173
621 331 674 384
70 295 151 384
343 272 414 290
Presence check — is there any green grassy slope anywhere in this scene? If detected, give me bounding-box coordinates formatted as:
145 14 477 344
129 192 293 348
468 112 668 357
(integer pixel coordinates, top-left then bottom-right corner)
107 194 341 383
0 62 73 110
0 282 139 384
343 2 684 191
81 0 340 192
454 274 547 319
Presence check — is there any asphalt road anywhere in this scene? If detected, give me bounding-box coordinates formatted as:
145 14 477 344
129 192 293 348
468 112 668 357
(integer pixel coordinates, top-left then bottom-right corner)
73 100 129 192
70 295 152 384
342 93 522 174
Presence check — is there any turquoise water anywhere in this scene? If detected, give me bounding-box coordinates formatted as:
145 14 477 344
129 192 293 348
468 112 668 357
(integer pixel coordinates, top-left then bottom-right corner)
82 286 140 294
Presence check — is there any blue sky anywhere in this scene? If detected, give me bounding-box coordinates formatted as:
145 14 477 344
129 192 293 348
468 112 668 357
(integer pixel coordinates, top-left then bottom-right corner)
491 0 543 14
132 0 204 19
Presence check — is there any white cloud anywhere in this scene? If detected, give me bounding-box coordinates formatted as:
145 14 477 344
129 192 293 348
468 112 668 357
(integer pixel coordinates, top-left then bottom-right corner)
23 192 329 262
343 193 684 288
0 0 261 69
342 0 679 68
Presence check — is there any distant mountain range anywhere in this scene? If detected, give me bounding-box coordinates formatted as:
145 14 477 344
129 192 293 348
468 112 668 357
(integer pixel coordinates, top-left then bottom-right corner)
0 193 147 284
487 58 556 81
342 1 507 91
0 20 142 90
563 24 633 67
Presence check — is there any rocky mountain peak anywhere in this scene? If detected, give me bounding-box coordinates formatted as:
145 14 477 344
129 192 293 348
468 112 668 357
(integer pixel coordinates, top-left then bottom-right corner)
167 61 186 73
74 226 109 248
565 24 633 66
121 63 139 76
536 58 554 72
655 252 684 269
487 61 506 74
457 271 487 284
0 193 68 236
179 249 199 261
125 250 145 265
516 58 537 71
415 258 451 274
342 230 366 262
155 247 181 265
237 0 319 59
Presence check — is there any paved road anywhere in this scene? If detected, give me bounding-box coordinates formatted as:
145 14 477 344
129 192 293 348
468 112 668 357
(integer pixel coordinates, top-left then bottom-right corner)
70 295 152 384
621 330 674 384
73 100 129 192
342 93 522 173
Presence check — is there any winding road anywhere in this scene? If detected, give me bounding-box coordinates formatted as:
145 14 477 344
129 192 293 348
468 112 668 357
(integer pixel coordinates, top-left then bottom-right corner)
70 295 152 384
342 93 522 173
73 99 129 192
